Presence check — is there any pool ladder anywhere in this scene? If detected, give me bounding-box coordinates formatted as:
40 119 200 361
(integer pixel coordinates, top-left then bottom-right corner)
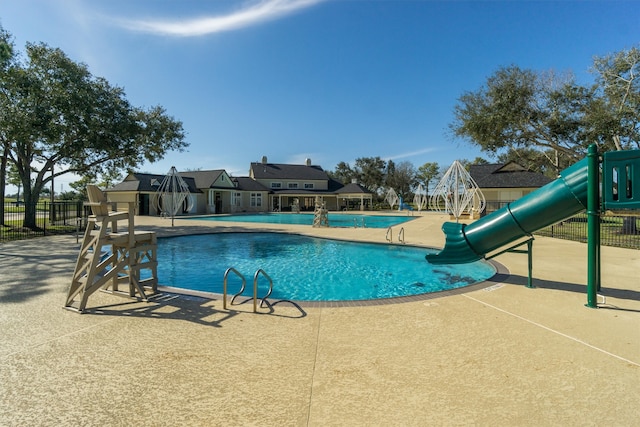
385 226 405 244
223 267 273 312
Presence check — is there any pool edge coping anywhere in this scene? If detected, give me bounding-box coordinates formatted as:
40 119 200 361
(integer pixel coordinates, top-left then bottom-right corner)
156 259 509 308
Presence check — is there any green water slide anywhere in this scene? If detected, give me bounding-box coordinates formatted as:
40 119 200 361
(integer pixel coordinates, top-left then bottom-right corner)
426 157 590 264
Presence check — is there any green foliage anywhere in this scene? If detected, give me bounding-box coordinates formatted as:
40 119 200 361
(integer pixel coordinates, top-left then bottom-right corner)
385 160 416 198
329 161 356 184
497 147 571 178
416 162 440 190
0 26 188 229
450 47 640 170
354 156 386 193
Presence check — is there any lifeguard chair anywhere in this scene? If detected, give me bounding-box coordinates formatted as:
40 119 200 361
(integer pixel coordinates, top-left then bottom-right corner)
64 185 158 313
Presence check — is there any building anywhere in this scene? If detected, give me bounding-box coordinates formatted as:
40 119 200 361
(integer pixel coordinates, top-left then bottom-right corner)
106 157 374 216
469 162 553 212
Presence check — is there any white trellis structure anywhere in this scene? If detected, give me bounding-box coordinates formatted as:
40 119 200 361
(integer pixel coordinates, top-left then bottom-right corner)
154 166 194 226
385 188 399 210
413 183 428 212
429 160 485 221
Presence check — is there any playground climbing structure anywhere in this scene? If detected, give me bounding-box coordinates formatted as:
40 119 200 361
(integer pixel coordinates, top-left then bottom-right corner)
154 166 194 226
429 160 485 221
313 196 329 227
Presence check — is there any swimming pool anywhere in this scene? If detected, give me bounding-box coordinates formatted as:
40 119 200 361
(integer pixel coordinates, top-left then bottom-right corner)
182 213 414 228
156 233 496 302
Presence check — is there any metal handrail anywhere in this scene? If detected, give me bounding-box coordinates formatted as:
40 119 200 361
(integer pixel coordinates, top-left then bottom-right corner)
253 269 274 312
398 227 405 244
223 267 246 310
385 226 392 242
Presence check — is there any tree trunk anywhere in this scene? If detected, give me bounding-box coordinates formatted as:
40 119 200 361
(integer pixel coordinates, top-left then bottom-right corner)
21 185 41 230
0 150 6 226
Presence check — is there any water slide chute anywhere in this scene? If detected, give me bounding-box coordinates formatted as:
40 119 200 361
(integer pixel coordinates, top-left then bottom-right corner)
426 158 589 264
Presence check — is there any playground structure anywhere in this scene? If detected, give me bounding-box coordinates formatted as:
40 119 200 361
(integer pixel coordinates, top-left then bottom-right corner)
429 160 486 221
291 198 301 213
64 185 158 313
426 145 640 308
385 188 414 211
398 195 414 211
385 188 399 210
413 184 428 212
154 166 194 226
313 196 329 227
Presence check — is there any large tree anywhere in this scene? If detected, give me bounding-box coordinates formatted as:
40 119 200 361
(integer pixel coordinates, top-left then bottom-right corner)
416 161 440 198
0 27 14 226
385 160 417 198
587 46 640 151
329 161 356 185
449 46 640 173
353 156 386 194
0 33 187 229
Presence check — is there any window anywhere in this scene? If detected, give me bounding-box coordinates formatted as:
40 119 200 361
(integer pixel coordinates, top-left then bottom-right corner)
271 182 282 189
304 183 314 189
288 182 299 189
231 192 241 207
250 193 262 207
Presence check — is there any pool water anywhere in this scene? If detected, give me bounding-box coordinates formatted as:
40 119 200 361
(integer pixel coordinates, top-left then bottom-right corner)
182 213 414 228
156 233 496 302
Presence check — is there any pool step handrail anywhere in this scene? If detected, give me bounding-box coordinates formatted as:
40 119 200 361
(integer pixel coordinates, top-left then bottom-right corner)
353 217 367 228
253 269 274 312
223 267 246 310
386 226 405 243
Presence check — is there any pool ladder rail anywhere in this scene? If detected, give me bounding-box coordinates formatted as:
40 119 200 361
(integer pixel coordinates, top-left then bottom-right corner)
353 217 366 228
223 267 274 312
385 226 405 244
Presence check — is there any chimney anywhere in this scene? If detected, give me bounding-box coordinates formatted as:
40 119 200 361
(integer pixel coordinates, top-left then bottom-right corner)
261 156 268 164
305 158 311 166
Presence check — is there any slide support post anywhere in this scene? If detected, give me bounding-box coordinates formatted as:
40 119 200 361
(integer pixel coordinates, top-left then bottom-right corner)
586 144 601 308
526 239 534 288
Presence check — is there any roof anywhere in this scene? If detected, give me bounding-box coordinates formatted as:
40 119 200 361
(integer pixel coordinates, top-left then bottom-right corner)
106 172 200 193
250 162 329 181
469 162 552 189
335 182 374 195
179 170 226 189
231 177 270 192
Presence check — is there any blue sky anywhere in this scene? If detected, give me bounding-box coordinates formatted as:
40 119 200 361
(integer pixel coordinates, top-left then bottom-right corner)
2 0 639 192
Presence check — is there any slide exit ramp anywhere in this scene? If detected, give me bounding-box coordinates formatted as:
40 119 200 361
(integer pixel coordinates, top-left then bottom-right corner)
426 158 589 264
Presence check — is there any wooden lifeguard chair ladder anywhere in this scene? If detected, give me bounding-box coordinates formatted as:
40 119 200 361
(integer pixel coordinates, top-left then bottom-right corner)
64 185 158 313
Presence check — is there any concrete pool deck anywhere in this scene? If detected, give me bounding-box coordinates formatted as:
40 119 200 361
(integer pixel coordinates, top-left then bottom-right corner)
1 211 638 426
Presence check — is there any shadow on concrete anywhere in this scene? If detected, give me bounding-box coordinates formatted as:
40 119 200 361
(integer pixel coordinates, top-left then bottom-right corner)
83 292 307 326
501 273 640 311
0 238 79 303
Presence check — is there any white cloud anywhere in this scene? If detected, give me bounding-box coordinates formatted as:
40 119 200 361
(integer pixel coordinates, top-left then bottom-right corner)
117 0 325 37
384 147 437 161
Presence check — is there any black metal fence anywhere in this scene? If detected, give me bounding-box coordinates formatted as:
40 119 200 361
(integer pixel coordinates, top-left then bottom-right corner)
1 201 89 243
535 213 640 250
482 200 639 249
2 200 639 249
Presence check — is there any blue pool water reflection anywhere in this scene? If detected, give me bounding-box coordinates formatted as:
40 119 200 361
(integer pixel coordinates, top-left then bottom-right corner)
157 233 496 302
181 213 414 228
